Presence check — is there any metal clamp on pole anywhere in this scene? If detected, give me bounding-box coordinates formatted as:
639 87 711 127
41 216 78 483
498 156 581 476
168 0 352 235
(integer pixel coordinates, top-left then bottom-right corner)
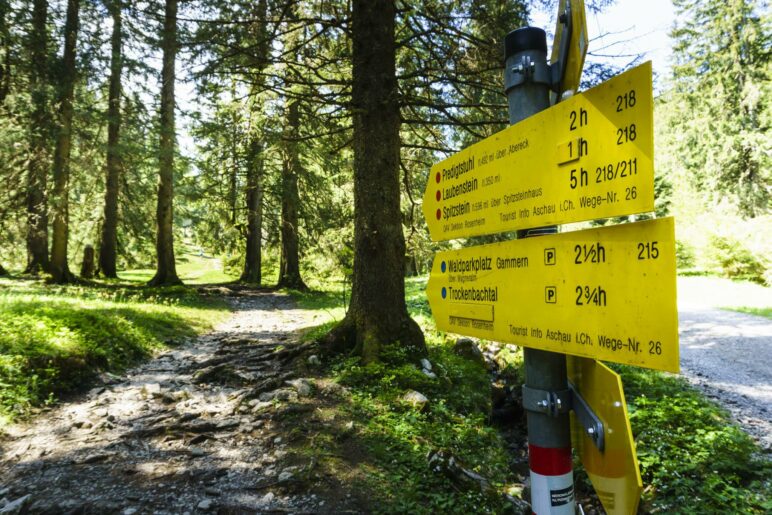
504 3 574 100
522 383 606 452
522 385 572 417
505 55 552 90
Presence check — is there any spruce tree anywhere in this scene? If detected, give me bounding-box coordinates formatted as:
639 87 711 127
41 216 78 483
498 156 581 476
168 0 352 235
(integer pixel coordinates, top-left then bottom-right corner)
99 0 124 279
669 0 770 217
148 0 182 286
49 0 81 284
25 0 50 274
326 0 426 362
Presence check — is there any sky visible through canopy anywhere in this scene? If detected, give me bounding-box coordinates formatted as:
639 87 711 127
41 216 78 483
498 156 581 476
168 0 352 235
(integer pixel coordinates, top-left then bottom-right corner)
178 0 677 157
532 0 675 84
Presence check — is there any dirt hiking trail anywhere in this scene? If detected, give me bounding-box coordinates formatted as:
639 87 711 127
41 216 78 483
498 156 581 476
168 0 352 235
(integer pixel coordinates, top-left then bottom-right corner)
0 290 363 514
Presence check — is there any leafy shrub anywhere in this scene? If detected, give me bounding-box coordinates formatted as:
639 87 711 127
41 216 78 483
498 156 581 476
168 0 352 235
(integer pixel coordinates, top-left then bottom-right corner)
706 234 768 285
675 239 696 269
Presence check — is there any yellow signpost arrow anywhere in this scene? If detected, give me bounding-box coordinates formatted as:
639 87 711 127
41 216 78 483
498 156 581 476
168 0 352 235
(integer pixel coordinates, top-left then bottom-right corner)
568 356 643 515
426 217 679 373
551 0 589 97
423 62 653 242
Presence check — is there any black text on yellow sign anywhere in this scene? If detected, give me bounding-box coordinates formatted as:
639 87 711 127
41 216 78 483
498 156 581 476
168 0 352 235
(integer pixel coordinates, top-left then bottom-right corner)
426 217 679 373
423 62 654 242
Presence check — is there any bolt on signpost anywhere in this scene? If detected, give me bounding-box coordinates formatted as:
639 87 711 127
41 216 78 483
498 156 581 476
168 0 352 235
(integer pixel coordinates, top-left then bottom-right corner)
423 0 678 513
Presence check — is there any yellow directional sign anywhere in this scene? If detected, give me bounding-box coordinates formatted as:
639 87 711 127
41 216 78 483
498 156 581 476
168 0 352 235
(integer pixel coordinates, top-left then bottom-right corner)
568 356 643 515
552 0 589 96
426 217 679 373
422 62 653 242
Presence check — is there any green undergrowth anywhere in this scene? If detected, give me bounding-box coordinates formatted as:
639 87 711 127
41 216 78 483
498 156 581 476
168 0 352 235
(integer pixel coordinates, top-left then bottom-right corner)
614 365 771 513
0 278 229 425
331 346 513 514
724 306 772 319
290 276 771 513
289 277 522 513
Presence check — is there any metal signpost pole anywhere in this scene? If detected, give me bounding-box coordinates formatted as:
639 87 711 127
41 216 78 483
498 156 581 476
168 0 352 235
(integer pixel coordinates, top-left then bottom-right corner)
424 4 666 511
504 28 574 514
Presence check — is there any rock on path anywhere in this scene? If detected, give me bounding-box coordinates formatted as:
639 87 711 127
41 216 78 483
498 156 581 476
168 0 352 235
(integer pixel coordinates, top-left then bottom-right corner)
0 291 344 514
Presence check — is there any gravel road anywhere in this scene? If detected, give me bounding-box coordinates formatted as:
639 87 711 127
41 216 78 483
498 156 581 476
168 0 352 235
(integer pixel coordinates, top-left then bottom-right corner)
677 277 772 451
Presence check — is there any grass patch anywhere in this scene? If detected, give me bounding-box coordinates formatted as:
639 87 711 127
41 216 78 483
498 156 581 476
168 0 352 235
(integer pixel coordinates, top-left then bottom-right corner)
118 245 237 285
0 277 229 424
293 339 517 514
283 284 347 343
612 365 771 513
723 306 772 319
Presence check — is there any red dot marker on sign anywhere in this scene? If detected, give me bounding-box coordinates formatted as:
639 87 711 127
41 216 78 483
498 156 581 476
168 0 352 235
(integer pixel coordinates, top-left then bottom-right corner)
435 190 441 202
435 172 441 183
435 209 441 220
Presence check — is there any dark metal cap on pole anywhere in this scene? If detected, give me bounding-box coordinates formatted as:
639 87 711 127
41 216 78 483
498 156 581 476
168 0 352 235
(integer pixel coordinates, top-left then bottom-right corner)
504 27 548 57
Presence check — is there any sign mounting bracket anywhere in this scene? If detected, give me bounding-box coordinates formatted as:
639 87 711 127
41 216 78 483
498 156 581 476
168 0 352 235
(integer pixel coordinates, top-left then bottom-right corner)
568 381 605 452
522 382 606 452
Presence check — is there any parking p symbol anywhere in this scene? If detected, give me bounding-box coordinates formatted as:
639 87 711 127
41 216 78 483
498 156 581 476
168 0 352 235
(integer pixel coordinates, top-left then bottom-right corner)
545 248 556 265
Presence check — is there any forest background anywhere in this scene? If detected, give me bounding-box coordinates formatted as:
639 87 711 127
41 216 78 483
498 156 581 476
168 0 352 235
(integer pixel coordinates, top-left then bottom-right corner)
0 0 768 286
0 1 769 512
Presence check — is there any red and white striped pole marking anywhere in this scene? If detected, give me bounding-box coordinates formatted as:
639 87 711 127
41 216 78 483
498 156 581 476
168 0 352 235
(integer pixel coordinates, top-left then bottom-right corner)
528 444 574 514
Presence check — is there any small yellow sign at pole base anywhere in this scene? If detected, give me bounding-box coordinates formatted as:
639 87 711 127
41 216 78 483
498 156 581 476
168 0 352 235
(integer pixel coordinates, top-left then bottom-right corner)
568 356 643 515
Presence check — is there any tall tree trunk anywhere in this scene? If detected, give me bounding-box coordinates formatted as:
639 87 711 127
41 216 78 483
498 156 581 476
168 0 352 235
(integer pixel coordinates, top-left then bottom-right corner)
240 137 262 283
277 99 307 290
98 0 123 278
148 0 181 286
49 0 80 284
229 141 237 226
0 6 10 284
0 0 11 104
326 0 425 362
24 0 49 274
229 84 238 227
239 0 268 284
